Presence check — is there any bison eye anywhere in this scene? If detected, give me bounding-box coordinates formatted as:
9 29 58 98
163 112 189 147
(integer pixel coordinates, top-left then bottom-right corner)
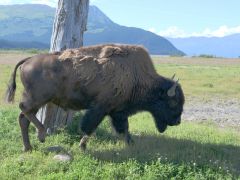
168 99 178 108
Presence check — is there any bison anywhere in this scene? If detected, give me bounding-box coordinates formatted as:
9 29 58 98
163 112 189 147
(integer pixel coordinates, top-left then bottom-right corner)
6 44 185 151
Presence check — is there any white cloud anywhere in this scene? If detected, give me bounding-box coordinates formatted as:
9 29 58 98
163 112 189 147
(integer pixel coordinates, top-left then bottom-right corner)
157 25 240 38
148 27 157 33
0 0 12 5
158 26 187 38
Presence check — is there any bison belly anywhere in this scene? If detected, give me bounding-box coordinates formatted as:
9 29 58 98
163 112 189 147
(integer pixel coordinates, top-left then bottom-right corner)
53 90 95 111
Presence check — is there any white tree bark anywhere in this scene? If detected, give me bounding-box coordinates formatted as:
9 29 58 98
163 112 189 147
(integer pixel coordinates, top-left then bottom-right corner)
37 0 89 133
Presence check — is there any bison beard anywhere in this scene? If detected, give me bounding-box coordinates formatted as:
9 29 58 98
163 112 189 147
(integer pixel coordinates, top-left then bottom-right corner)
156 122 167 133
5 44 185 151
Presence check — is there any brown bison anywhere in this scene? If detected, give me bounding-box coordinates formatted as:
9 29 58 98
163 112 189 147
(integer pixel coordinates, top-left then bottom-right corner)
6 44 185 151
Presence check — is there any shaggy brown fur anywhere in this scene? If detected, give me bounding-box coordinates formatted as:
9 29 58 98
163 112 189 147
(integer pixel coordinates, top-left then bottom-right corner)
57 44 158 108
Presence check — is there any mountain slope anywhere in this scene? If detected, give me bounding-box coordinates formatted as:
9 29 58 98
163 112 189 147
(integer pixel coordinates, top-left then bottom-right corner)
0 39 48 49
0 4 184 55
0 4 53 43
168 34 240 58
85 26 180 55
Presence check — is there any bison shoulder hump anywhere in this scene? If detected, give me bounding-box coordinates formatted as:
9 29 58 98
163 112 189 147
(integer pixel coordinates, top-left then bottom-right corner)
99 46 128 59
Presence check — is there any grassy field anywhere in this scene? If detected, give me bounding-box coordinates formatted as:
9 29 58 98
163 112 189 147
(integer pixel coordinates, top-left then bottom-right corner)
152 56 240 99
0 52 240 179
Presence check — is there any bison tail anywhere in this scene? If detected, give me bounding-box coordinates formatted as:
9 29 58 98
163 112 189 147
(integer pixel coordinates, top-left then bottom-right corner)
5 57 31 103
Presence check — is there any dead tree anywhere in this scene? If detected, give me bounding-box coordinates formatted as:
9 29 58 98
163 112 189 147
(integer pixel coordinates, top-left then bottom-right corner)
37 0 89 133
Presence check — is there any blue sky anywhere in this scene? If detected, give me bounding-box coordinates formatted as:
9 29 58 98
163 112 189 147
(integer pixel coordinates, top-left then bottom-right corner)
1 0 240 37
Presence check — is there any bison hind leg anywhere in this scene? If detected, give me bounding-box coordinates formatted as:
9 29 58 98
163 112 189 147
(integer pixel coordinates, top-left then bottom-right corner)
19 96 49 143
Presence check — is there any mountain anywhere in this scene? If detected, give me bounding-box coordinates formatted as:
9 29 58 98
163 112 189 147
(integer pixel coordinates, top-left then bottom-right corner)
168 34 240 58
0 39 48 49
0 4 53 44
0 4 184 56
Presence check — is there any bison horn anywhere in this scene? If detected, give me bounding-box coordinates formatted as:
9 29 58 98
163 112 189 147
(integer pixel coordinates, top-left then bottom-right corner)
167 79 179 97
171 73 176 80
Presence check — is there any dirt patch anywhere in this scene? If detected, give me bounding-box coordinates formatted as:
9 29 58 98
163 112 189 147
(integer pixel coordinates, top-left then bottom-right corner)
183 97 240 128
0 53 32 65
153 56 240 66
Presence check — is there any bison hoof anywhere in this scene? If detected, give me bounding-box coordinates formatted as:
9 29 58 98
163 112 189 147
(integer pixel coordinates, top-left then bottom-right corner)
125 133 134 145
79 143 87 151
79 135 89 151
126 137 134 145
23 145 33 152
37 128 46 143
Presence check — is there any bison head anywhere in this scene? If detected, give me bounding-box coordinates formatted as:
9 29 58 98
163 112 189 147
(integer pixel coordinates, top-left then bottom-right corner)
149 76 185 133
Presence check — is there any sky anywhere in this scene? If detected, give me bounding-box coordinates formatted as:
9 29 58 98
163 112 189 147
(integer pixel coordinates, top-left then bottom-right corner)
1 0 240 38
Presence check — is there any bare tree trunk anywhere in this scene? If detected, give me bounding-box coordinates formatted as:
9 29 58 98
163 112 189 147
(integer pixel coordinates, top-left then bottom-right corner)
36 0 89 133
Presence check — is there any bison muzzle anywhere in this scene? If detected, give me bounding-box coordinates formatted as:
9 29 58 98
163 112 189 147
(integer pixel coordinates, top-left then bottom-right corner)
5 44 185 152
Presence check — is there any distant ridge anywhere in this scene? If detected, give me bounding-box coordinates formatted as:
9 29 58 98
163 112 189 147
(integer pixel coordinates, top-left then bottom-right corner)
0 4 184 56
168 34 240 58
0 39 49 49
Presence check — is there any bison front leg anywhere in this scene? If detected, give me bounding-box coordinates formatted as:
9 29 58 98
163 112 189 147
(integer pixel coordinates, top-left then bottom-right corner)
79 106 106 151
19 113 32 152
110 113 134 145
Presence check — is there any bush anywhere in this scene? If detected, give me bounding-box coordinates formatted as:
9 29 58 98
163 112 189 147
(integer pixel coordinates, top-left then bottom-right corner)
198 54 216 58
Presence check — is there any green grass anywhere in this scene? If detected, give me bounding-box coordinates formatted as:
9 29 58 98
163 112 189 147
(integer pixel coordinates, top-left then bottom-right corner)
0 65 23 106
0 107 239 179
154 63 240 99
0 57 240 179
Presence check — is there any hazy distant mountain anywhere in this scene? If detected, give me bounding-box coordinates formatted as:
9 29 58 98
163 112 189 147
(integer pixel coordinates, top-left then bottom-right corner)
0 4 184 55
0 4 53 43
168 34 240 58
0 39 48 49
